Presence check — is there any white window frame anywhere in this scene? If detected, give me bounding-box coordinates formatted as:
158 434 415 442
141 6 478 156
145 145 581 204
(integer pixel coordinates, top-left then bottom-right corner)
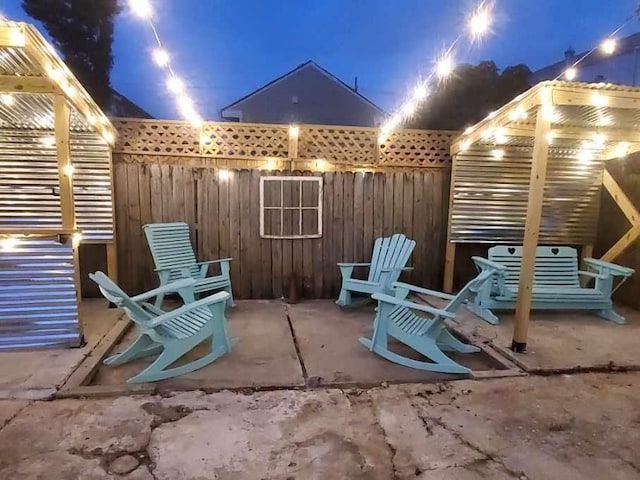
259 176 323 239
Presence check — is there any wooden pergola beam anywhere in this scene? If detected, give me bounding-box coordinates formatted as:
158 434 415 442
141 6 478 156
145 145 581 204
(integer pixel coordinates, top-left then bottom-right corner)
0 74 61 94
552 87 640 110
600 169 640 262
0 25 26 48
512 107 551 352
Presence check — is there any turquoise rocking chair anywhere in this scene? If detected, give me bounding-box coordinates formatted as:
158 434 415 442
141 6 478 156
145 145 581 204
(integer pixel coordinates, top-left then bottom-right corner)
90 271 231 383
359 270 493 374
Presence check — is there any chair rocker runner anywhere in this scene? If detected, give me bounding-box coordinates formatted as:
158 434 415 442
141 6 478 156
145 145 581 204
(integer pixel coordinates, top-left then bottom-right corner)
143 222 234 308
467 246 635 325
90 271 232 383
359 270 493 374
337 233 416 307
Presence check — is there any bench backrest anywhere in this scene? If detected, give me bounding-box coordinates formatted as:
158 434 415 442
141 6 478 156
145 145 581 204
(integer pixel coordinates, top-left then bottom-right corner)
368 234 416 284
488 246 580 289
143 222 199 273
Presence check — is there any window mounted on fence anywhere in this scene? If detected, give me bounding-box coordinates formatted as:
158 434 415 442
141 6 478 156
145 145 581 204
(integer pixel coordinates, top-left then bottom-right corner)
260 176 323 239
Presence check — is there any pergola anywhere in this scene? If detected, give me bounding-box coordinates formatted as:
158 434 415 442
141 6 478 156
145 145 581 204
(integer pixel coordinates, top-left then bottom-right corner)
0 20 116 349
445 80 640 351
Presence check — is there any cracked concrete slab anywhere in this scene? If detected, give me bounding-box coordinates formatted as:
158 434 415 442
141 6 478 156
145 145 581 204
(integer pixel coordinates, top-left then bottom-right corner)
0 372 639 479
93 300 305 390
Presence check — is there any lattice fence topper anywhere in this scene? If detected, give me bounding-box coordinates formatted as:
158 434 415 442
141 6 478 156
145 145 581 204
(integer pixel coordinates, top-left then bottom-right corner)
298 125 378 165
379 130 456 166
112 118 455 167
112 119 200 156
201 122 289 158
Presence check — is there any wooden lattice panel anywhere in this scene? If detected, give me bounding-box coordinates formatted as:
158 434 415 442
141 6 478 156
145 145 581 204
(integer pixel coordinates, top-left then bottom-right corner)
379 130 455 167
298 126 378 165
200 122 289 158
112 119 200 156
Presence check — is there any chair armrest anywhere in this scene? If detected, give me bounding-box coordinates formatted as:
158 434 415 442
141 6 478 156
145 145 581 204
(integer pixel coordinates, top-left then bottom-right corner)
131 278 196 303
578 270 606 280
472 256 508 272
392 281 455 301
148 291 230 328
197 258 232 266
583 258 635 277
381 266 413 272
372 292 456 319
337 262 371 267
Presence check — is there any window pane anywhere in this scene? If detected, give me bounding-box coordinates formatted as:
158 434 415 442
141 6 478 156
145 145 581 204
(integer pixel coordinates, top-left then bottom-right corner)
302 209 319 236
302 180 320 207
263 180 281 208
282 208 300 236
263 208 282 236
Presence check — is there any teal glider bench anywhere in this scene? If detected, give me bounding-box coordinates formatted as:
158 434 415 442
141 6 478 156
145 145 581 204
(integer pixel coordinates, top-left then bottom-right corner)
336 233 416 307
143 222 234 308
90 271 231 383
359 270 493 374
467 246 635 325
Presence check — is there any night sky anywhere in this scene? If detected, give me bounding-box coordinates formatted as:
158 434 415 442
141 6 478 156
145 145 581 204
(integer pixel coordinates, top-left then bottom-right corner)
2 0 639 119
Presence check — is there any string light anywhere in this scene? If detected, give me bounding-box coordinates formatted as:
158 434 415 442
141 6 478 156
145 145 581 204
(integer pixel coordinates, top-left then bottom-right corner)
40 136 56 147
289 124 299 137
152 48 170 67
64 164 75 177
436 56 454 79
378 0 493 143
0 93 13 106
615 142 629 158
127 0 203 126
564 67 577 81
601 38 617 55
491 149 505 159
0 236 19 251
218 169 231 180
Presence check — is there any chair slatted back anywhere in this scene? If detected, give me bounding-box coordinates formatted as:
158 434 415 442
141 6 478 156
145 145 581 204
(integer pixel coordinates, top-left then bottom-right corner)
368 234 416 284
488 246 580 289
444 270 493 313
89 272 153 328
143 222 200 278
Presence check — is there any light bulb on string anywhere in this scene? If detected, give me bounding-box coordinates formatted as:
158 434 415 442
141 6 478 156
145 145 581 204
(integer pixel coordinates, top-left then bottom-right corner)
436 55 454 79
564 67 577 81
129 0 152 19
412 82 429 102
152 48 170 67
167 76 184 94
601 38 616 55
468 5 492 40
1 93 13 106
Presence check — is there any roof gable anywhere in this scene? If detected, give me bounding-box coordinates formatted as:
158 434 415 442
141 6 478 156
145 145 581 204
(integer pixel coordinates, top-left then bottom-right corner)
221 61 384 115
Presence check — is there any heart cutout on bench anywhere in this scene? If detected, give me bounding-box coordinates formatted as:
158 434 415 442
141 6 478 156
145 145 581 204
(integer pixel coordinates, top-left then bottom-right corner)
551 247 559 255
508 247 516 255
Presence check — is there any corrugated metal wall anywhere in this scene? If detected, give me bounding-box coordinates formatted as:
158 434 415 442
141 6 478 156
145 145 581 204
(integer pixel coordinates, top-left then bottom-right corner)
450 147 604 244
0 128 113 241
0 238 81 350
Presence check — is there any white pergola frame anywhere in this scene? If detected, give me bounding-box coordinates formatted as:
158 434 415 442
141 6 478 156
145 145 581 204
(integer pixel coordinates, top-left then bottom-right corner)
446 80 640 350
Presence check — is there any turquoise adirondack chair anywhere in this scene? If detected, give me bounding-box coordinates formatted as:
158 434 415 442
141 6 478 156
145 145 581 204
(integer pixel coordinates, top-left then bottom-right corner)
468 246 635 324
143 222 234 308
337 233 416 307
359 270 493 374
89 271 231 383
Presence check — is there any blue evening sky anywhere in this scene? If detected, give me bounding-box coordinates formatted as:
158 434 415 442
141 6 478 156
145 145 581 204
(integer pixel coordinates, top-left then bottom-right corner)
2 0 638 118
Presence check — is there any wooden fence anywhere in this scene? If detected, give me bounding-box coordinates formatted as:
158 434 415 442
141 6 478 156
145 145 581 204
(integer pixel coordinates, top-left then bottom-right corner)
113 160 450 298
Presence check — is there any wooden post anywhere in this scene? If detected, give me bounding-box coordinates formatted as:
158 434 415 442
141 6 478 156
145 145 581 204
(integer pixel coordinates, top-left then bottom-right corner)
54 95 80 296
288 124 299 171
512 106 551 352
443 154 459 292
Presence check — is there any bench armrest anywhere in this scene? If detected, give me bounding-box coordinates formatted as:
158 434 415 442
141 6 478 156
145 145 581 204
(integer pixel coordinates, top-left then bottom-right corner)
583 258 635 277
372 292 456 319
148 291 230 328
392 281 455 301
131 278 196 303
577 270 606 280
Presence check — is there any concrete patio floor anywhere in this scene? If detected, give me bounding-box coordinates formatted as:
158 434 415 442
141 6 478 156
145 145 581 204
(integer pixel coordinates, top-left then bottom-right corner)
451 302 640 373
1 371 639 479
91 300 504 391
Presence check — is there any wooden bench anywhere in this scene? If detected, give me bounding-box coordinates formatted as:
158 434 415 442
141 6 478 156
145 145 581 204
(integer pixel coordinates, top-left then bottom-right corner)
467 246 635 325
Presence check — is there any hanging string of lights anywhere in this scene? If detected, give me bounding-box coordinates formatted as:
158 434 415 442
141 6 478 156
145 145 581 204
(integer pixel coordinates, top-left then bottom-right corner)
559 17 635 81
377 0 494 144
128 0 202 126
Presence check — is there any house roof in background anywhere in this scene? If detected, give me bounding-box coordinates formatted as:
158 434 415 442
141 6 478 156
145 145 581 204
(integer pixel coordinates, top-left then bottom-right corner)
532 31 640 80
220 60 385 115
108 88 153 119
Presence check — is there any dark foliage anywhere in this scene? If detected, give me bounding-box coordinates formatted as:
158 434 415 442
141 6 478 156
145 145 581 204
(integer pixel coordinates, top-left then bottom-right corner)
22 0 121 108
409 61 532 130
